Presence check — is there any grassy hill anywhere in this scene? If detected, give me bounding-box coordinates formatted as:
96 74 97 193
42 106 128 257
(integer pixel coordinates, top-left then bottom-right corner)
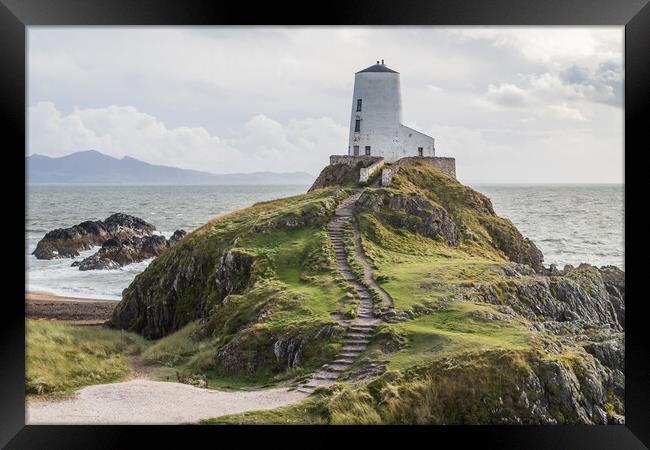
110 160 625 424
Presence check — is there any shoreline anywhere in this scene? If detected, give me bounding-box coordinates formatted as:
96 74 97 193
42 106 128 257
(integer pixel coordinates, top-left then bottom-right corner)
26 291 120 303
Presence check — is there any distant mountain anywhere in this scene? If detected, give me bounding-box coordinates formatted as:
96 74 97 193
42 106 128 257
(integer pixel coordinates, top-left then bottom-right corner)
26 150 315 185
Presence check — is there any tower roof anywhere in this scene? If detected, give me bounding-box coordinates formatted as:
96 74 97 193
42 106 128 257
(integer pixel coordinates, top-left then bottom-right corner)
356 61 399 74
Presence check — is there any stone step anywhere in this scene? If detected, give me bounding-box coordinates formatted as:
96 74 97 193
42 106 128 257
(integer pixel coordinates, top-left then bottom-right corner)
349 326 376 333
333 358 355 364
314 373 339 381
345 332 371 339
341 342 368 353
340 352 362 359
340 345 364 352
344 339 370 345
323 364 350 372
297 388 315 394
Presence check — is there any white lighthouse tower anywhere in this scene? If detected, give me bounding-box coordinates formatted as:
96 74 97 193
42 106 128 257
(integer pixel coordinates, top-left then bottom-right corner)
348 60 435 162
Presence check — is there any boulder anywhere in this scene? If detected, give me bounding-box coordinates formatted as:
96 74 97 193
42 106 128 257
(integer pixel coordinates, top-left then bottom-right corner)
33 213 156 259
74 230 186 271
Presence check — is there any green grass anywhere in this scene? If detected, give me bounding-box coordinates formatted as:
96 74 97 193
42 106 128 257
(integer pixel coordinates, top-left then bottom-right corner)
200 347 541 425
357 213 509 312
26 320 148 396
238 226 346 327
200 394 330 424
141 321 204 366
383 303 534 370
199 348 539 425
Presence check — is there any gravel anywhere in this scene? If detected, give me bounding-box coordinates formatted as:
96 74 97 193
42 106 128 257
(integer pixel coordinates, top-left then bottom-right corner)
27 379 307 424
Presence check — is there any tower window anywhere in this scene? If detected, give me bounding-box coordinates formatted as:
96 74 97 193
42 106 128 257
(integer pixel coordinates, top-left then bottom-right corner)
365 146 371 156
355 119 361 132
356 99 362 112
353 145 360 156
418 147 423 157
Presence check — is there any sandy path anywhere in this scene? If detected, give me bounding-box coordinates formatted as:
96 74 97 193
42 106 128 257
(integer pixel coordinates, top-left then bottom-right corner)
27 379 307 424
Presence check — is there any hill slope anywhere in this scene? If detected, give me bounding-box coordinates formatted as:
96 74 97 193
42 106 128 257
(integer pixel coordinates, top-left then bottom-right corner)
110 160 624 424
27 150 315 185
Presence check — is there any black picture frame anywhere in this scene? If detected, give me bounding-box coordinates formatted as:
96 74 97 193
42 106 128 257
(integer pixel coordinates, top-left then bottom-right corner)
2 0 647 447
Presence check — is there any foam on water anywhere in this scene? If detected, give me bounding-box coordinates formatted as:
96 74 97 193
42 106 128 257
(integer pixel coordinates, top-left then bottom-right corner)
26 184 624 300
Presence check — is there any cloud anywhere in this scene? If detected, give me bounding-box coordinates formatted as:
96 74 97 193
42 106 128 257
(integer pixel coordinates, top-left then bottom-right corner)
27 27 624 183
486 83 532 107
426 84 443 93
454 28 622 67
28 102 346 175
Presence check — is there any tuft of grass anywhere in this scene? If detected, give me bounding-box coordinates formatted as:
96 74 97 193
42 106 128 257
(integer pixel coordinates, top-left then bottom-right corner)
200 394 329 424
140 321 203 366
202 348 538 425
26 319 148 396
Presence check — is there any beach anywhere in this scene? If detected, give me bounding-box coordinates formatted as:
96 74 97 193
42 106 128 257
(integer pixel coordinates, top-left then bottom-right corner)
25 291 118 325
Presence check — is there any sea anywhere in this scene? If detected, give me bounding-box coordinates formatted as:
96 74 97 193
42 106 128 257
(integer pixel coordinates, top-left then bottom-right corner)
26 184 624 300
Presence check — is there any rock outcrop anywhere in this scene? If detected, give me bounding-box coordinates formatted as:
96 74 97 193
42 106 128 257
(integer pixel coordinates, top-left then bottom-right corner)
72 230 187 270
308 163 361 192
474 264 624 329
214 250 255 297
480 216 544 272
212 322 344 376
356 189 460 246
33 213 156 259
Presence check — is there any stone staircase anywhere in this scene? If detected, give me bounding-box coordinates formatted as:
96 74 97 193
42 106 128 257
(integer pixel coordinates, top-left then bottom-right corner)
296 189 382 394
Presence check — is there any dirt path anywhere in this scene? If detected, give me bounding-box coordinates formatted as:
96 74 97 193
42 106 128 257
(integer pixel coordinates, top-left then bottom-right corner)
26 379 307 424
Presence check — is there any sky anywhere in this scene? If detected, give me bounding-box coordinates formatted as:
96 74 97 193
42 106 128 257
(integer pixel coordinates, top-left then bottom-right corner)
27 27 624 183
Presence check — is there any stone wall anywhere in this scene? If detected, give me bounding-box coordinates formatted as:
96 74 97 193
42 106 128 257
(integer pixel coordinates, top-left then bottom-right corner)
330 155 383 167
359 159 386 183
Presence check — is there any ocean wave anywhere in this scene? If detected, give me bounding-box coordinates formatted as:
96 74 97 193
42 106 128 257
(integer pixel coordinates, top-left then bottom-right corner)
27 284 122 301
